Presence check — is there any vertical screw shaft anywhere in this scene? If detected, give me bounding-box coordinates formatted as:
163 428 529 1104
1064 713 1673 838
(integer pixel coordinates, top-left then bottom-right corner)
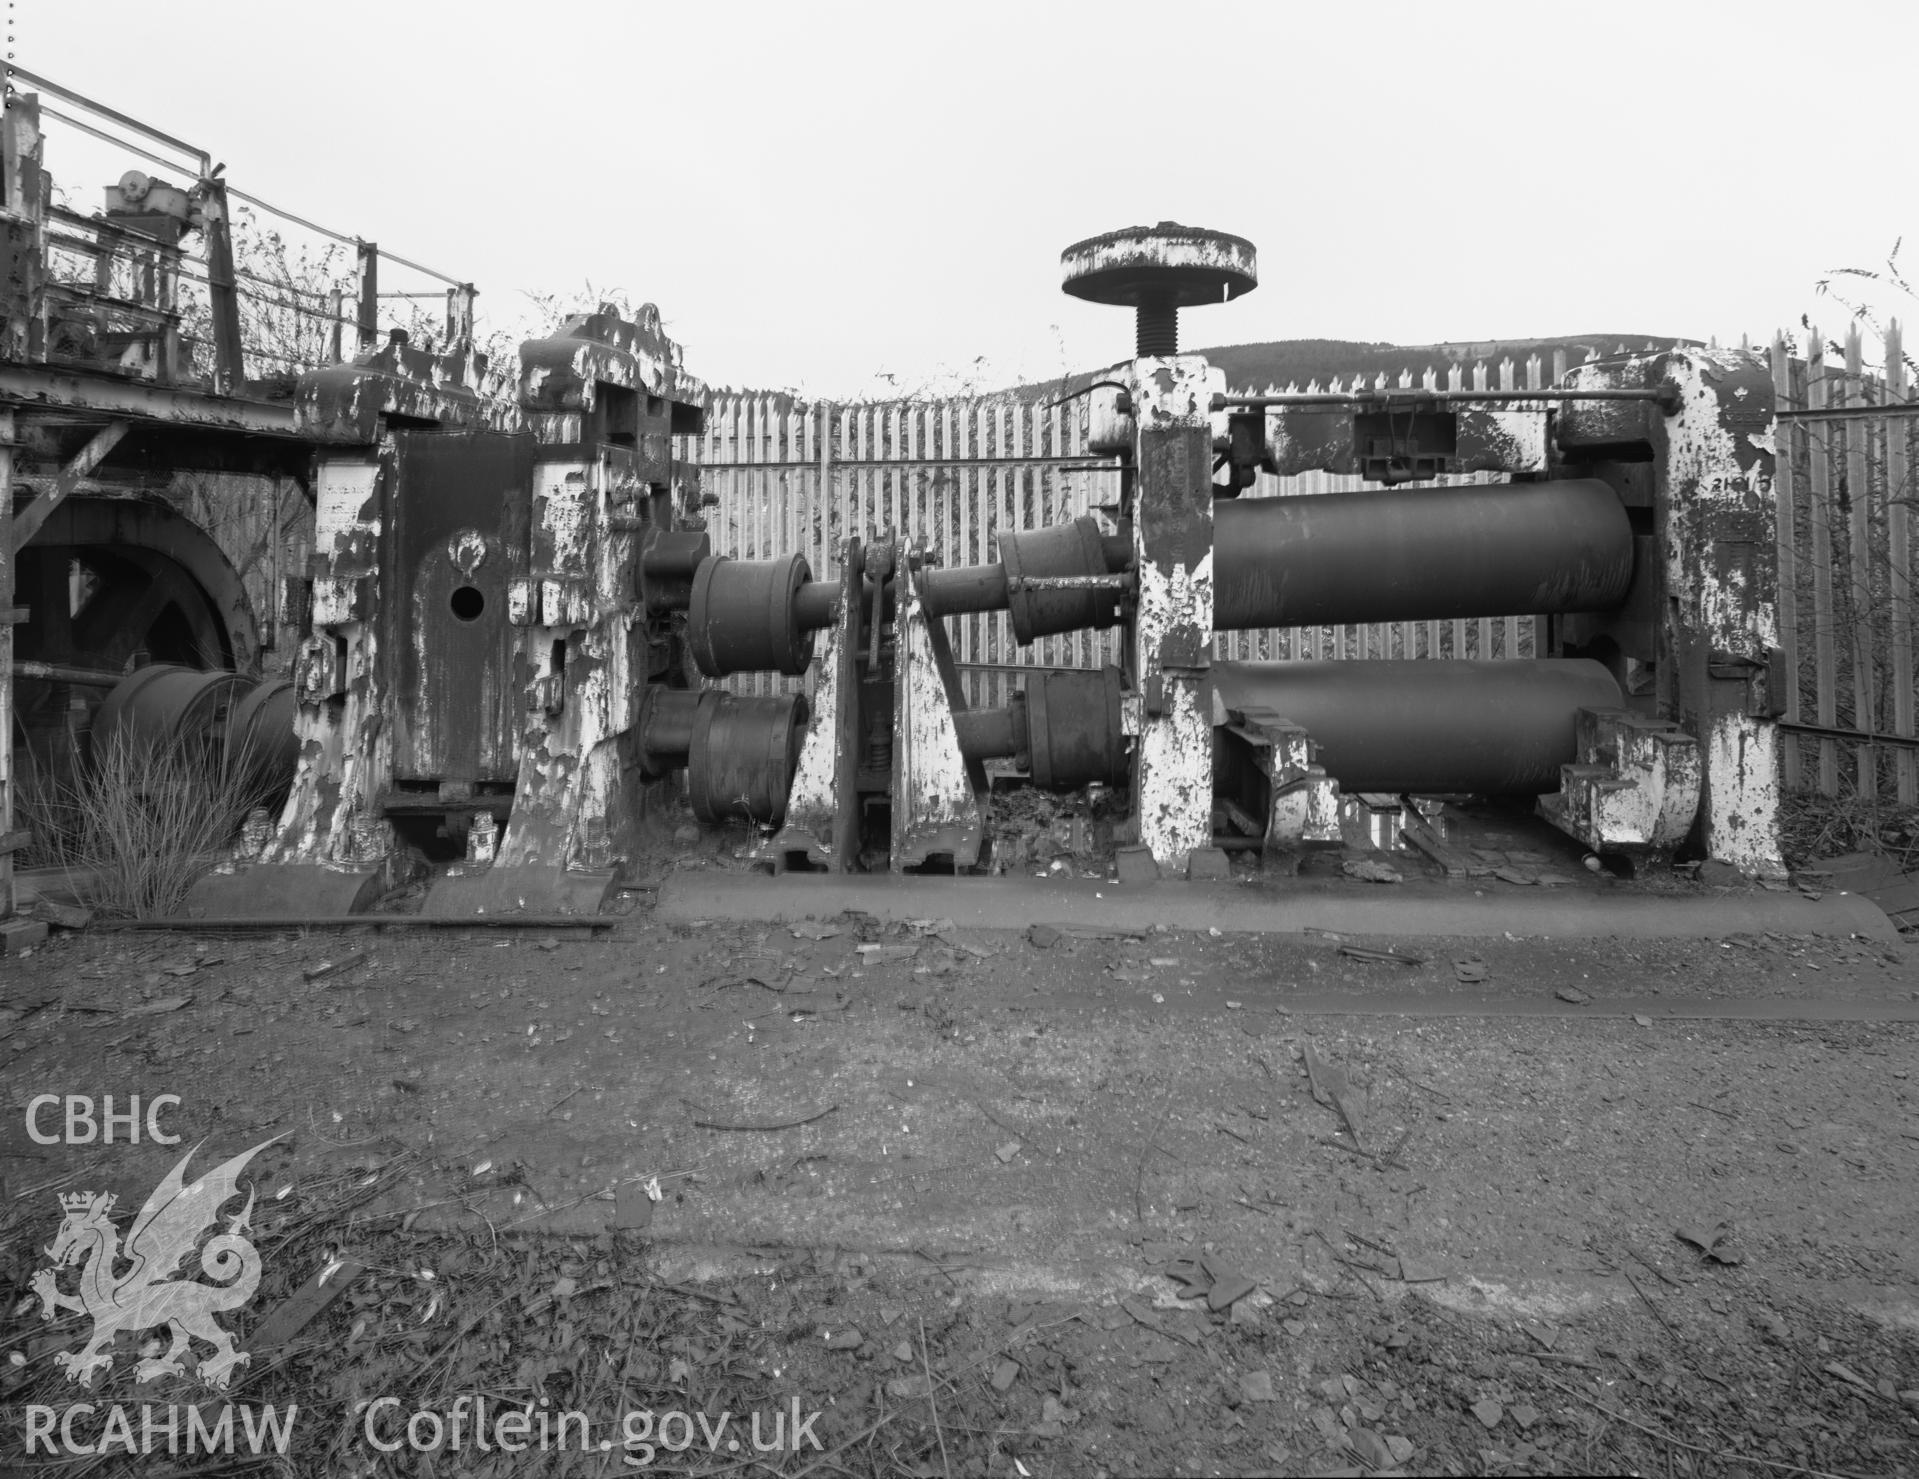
1136 294 1178 358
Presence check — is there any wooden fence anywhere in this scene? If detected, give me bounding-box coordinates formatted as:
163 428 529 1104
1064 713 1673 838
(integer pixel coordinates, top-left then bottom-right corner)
681 390 1545 712
682 333 1918 804
1773 323 1917 804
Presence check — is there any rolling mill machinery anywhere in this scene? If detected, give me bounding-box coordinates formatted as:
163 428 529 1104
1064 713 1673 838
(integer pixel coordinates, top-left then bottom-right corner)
200 222 1786 917
643 223 1787 888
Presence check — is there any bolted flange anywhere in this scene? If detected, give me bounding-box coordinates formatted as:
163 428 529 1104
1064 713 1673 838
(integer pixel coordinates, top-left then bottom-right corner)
1061 222 1256 357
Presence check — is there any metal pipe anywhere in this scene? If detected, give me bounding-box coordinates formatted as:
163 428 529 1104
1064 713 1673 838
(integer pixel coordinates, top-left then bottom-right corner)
952 703 1024 761
1212 659 1623 795
1213 479 1633 631
917 563 1010 618
16 661 124 688
13 67 213 175
793 579 843 631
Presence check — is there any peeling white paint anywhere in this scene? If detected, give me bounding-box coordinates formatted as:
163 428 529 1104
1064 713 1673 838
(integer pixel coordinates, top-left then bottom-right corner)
1130 356 1219 873
891 564 981 870
768 618 845 864
1704 714 1787 878
1550 710 1700 854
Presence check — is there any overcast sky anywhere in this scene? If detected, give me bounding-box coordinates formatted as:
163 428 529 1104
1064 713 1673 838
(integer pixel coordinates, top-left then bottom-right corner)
18 1 1917 397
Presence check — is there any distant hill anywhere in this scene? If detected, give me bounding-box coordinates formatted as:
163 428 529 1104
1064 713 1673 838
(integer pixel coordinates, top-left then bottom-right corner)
1009 334 1704 401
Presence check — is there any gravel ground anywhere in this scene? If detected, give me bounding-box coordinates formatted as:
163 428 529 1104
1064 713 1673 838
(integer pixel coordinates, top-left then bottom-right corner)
2 893 1915 1476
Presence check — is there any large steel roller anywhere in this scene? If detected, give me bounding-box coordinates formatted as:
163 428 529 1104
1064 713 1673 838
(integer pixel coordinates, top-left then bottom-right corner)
1213 658 1623 795
1213 479 1634 631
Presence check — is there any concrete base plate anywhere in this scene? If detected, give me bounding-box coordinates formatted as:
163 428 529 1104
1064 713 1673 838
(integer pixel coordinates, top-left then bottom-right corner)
655 871 1900 943
182 864 385 918
421 864 615 918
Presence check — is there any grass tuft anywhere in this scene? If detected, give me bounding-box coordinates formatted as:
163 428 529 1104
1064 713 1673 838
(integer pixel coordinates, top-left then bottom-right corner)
19 721 281 919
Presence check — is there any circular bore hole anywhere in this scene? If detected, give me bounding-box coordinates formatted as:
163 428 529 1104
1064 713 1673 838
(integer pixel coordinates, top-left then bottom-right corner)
449 585 485 622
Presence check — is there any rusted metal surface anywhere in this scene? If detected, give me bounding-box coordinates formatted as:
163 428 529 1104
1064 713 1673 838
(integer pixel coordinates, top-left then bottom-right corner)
519 302 706 435
0 366 303 436
26 495 258 673
890 559 982 871
1062 223 1256 356
1561 349 1786 876
1263 403 1553 480
767 542 861 869
268 451 397 874
1130 355 1221 871
996 515 1127 643
687 693 807 826
1024 666 1128 790
294 330 511 444
1226 709 1342 851
688 552 814 676
11 420 128 545
384 433 535 785
1212 479 1633 630
1543 709 1701 859
1213 659 1624 796
249 301 710 913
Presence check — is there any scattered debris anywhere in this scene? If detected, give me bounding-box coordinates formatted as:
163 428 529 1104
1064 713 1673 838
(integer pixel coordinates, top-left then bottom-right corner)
303 951 369 982
1555 986 1592 1005
1453 959 1489 984
1302 1041 1367 1149
790 920 842 940
1342 859 1403 884
30 897 92 931
1338 943 1427 966
613 1181 656 1230
1676 1222 1744 1265
688 1102 839 1132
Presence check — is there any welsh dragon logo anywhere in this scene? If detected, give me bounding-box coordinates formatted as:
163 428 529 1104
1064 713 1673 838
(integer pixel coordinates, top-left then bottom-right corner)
30 1138 280 1390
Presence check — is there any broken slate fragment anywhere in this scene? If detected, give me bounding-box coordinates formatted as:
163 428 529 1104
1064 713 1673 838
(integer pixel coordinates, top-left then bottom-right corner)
1676 1221 1744 1265
1239 1369 1276 1403
790 920 841 940
1472 1398 1504 1429
1207 1267 1259 1313
1342 859 1403 884
991 1359 1020 1393
612 1182 656 1231
821 1327 862 1351
1555 986 1592 1005
994 1141 1021 1164
1027 923 1064 950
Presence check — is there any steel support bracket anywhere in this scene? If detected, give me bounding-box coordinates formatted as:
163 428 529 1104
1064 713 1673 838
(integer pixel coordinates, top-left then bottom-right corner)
1540 708 1700 859
13 420 129 547
890 557 983 871
1226 704 1342 850
766 540 863 871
